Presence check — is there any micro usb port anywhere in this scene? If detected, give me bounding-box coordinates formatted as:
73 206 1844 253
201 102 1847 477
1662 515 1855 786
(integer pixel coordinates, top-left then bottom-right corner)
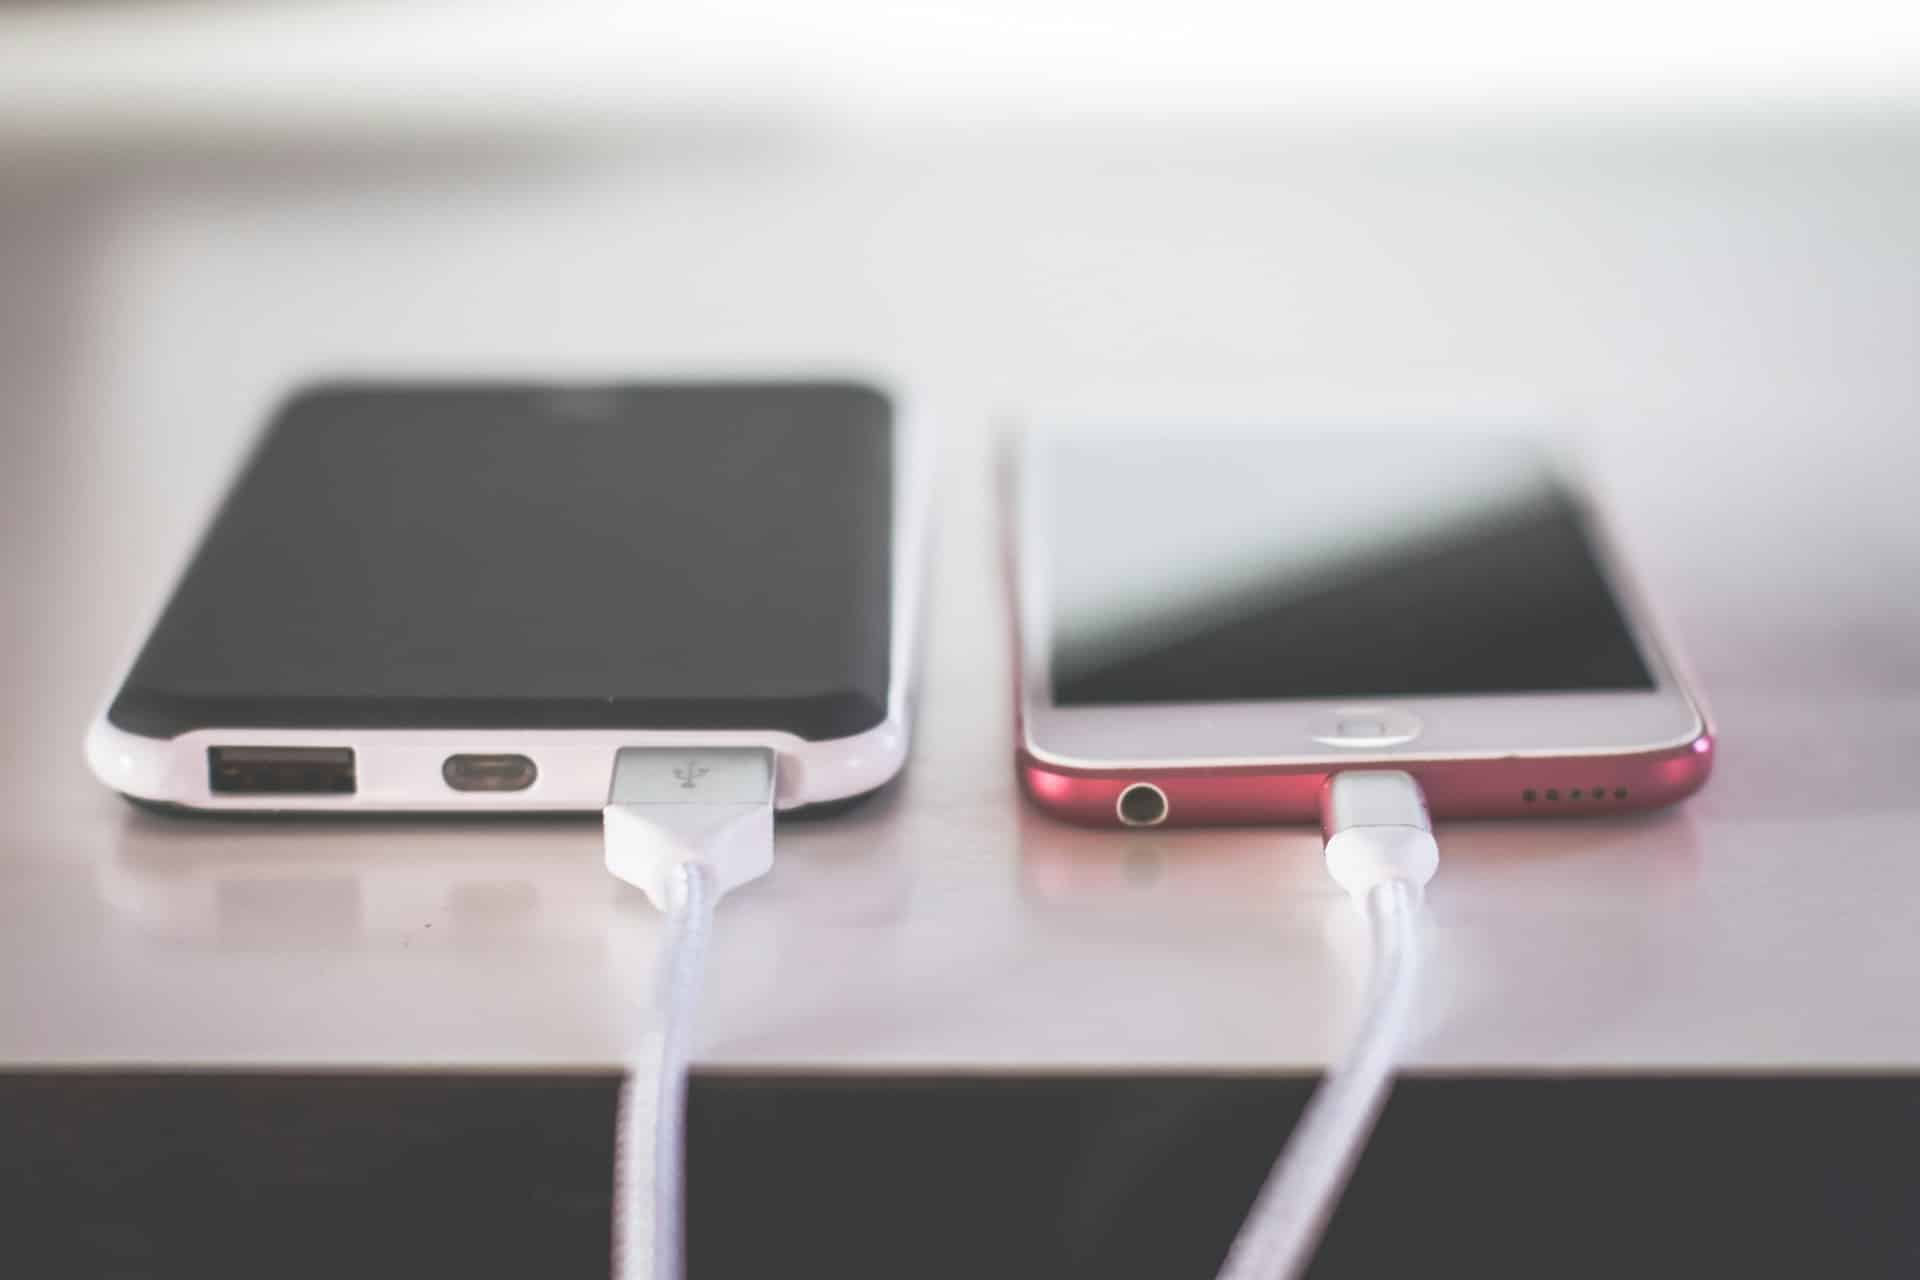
208 746 356 795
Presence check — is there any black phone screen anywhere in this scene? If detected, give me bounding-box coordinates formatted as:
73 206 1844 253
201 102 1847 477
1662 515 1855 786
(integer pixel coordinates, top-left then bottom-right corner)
109 382 894 741
1045 436 1653 706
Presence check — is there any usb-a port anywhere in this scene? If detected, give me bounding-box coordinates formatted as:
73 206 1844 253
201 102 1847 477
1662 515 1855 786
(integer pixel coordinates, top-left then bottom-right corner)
208 746 356 795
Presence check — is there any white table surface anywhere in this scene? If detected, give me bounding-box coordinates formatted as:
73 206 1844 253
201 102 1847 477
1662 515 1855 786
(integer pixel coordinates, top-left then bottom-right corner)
3 118 1916 1071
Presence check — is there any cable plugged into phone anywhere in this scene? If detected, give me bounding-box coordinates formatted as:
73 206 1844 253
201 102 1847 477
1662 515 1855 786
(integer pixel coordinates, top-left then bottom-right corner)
603 746 777 1280
1218 770 1438 1280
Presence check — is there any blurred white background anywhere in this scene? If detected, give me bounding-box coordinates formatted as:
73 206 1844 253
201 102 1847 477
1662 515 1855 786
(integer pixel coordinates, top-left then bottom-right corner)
3 0 1919 145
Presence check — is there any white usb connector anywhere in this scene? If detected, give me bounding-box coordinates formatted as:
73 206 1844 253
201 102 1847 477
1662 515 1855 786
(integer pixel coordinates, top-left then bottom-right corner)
604 747 776 909
604 746 778 1280
1320 769 1440 902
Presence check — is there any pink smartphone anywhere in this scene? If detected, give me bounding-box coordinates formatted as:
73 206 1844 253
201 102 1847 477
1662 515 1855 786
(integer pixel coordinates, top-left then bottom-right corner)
1012 430 1713 827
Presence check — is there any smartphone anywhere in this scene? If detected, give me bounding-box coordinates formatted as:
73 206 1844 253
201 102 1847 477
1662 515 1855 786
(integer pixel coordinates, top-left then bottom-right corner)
87 380 928 812
1012 429 1712 826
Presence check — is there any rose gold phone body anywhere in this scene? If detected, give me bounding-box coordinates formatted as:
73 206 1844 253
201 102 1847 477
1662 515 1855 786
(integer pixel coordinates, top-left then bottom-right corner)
1012 431 1712 828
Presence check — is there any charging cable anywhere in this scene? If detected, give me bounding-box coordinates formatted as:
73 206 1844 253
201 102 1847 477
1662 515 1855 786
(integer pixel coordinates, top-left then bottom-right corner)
1218 770 1439 1280
602 756 1429 1280
603 746 778 1280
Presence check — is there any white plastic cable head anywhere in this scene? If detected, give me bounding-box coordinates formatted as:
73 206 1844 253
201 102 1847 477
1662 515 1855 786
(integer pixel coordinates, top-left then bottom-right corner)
1323 826 1440 900
1320 770 1439 900
603 747 776 910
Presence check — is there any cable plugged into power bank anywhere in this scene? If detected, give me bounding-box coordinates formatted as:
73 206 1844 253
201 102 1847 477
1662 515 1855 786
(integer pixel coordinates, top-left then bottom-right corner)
605 747 776 910
1218 770 1439 1280
603 746 777 1280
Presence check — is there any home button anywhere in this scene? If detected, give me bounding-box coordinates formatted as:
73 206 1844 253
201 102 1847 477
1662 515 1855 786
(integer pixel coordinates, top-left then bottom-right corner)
1310 708 1422 749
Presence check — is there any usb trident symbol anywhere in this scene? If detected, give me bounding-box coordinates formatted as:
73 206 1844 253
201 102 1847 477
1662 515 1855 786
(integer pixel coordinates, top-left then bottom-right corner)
674 761 710 790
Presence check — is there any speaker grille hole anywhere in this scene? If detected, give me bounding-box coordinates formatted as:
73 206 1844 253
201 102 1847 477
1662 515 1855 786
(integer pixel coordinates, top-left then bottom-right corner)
1522 784 1632 804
